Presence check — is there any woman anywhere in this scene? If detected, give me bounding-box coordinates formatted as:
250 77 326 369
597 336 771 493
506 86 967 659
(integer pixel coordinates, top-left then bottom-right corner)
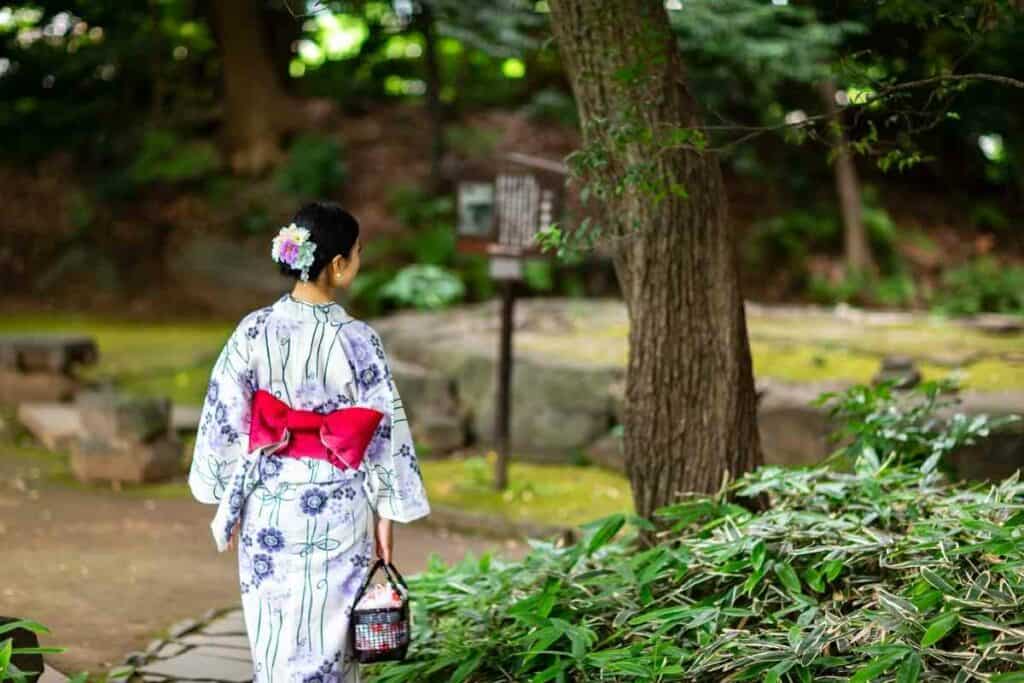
188 201 430 682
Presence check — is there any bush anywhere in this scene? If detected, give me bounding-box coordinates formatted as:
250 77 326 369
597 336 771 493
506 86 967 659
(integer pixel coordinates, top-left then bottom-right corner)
933 257 1024 316
275 133 347 198
127 129 221 186
369 383 1023 682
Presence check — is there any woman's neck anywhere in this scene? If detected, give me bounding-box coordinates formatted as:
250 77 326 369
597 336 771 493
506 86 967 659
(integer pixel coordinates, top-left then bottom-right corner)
290 280 334 305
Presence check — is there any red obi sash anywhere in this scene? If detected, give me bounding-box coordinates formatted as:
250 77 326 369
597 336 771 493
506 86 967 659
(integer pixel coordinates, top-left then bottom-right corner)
248 389 384 471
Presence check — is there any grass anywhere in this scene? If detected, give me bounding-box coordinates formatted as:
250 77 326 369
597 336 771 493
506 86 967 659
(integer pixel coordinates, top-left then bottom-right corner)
419 451 632 527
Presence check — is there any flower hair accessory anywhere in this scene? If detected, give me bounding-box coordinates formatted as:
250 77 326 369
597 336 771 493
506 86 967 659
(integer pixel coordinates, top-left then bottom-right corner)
271 223 318 281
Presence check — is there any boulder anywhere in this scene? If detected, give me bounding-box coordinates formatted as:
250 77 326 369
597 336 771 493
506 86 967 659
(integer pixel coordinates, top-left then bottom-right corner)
0 369 78 403
77 391 172 445
16 402 85 451
586 429 624 473
0 335 98 373
69 436 183 484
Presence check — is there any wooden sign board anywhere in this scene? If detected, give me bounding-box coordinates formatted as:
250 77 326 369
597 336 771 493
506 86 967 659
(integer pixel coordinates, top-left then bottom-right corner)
455 153 565 259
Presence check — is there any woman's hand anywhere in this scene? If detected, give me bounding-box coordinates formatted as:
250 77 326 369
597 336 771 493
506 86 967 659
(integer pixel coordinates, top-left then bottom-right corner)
226 519 241 551
374 516 393 565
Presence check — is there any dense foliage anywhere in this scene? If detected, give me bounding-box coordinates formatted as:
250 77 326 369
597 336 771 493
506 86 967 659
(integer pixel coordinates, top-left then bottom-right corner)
370 382 1023 682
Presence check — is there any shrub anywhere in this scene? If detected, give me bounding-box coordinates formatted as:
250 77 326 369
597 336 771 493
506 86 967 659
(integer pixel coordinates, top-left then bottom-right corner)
275 133 347 198
369 383 1023 682
933 257 1024 316
378 264 466 311
127 129 221 186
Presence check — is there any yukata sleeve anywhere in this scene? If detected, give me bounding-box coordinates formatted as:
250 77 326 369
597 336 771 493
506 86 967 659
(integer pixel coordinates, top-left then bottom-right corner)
188 319 255 505
355 327 431 524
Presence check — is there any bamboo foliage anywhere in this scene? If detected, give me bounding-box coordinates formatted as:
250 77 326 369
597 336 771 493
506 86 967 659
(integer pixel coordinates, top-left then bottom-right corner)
369 383 1024 683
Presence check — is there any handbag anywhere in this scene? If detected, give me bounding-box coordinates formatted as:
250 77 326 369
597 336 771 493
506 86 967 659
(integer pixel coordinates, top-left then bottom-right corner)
349 559 411 663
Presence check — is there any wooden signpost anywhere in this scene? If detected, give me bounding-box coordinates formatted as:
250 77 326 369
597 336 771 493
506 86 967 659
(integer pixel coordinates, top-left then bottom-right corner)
455 152 566 490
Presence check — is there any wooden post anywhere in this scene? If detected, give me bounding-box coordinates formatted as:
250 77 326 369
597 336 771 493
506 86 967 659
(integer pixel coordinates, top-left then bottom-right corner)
493 279 515 491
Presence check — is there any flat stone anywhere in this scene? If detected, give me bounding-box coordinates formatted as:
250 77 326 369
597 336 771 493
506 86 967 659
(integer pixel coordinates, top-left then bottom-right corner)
39 665 70 682
168 617 201 638
16 402 84 451
137 651 253 682
0 335 98 373
199 610 246 636
179 633 250 650
586 429 624 473
0 369 78 404
172 404 202 433
69 436 182 484
187 645 252 662
77 392 172 444
149 640 189 659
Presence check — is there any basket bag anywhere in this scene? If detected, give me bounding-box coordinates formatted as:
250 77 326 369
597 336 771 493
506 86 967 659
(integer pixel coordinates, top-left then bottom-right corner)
349 559 411 663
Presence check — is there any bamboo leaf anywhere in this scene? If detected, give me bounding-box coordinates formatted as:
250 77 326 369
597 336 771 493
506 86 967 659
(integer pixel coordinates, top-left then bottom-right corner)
921 611 959 648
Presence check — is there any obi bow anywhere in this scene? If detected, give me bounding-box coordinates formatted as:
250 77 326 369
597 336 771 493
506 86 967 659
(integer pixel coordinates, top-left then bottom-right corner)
248 389 384 471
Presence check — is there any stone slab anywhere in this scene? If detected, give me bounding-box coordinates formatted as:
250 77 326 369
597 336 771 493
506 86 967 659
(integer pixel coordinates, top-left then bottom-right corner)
39 665 69 682
197 610 246 636
178 633 250 650
172 404 201 433
69 436 182 484
16 402 85 451
0 335 98 373
137 651 253 682
0 370 78 404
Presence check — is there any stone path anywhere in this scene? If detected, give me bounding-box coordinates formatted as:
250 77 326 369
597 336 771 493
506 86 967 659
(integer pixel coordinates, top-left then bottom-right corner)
0 445 525 679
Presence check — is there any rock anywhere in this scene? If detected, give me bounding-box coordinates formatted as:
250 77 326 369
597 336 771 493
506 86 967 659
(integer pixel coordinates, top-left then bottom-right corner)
16 402 85 451
171 404 201 433
168 617 201 638
586 429 624 473
964 313 1024 335
69 436 182 484
137 650 253 682
77 392 172 444
0 369 78 404
872 355 922 389
756 379 845 467
415 414 467 454
0 335 98 373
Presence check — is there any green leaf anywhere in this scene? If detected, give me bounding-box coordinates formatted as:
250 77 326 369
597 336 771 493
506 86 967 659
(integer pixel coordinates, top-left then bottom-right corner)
850 652 905 683
751 540 766 570
897 653 922 683
921 611 959 648
774 562 802 594
0 621 50 637
991 673 1024 683
586 514 625 555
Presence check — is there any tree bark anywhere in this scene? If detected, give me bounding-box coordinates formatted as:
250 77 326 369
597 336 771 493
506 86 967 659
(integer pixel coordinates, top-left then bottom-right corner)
546 0 762 529
210 0 294 174
415 2 445 193
818 79 874 274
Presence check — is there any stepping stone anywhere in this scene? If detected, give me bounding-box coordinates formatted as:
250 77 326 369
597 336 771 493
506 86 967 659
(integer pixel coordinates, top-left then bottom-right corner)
198 610 246 636
39 665 69 682
171 404 201 433
187 645 252 662
16 402 84 451
0 335 98 373
179 633 250 650
137 651 253 682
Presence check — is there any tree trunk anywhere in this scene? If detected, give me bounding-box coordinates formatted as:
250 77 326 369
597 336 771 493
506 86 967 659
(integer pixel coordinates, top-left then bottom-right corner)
210 0 294 174
547 0 762 529
818 79 874 274
415 2 445 193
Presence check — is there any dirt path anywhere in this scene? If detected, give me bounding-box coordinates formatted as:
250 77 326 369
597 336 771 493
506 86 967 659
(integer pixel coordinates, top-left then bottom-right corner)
0 451 526 676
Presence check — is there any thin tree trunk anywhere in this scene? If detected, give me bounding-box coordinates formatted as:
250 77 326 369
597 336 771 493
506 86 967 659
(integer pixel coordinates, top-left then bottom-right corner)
819 79 874 274
210 0 293 174
547 0 762 532
415 2 445 193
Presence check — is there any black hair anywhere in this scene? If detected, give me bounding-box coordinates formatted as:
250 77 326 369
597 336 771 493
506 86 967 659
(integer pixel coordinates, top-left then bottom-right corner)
278 201 360 281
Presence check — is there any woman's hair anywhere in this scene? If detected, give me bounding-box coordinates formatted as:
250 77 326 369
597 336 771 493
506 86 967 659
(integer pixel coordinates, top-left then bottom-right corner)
278 201 360 281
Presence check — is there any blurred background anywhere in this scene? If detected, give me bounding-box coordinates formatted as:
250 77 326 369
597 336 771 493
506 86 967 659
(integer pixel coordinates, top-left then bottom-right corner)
0 0 1022 677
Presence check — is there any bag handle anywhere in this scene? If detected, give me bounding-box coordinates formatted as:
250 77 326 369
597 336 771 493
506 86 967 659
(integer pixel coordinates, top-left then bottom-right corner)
352 558 408 607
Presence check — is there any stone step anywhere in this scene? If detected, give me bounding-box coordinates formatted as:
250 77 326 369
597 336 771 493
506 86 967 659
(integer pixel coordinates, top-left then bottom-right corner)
16 402 85 451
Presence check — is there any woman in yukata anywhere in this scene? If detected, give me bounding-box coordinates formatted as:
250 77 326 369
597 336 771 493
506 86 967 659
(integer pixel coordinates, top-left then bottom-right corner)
188 201 431 682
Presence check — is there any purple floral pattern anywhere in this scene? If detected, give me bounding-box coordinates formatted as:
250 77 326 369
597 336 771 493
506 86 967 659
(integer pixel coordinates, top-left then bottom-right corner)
189 293 429 681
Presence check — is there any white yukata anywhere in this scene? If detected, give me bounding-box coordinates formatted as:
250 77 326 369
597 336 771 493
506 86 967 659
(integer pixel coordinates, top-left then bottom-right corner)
188 293 431 683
